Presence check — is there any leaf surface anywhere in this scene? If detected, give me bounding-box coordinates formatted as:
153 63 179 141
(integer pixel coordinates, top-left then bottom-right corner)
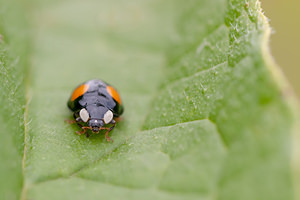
0 0 299 199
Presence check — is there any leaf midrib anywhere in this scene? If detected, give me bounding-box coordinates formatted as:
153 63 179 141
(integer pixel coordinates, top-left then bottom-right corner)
23 117 227 195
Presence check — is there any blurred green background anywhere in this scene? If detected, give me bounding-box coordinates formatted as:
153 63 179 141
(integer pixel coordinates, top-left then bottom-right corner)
262 0 300 97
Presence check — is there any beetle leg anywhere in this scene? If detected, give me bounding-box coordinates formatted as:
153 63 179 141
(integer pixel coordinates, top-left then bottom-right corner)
65 119 77 124
75 117 82 122
114 117 123 122
104 121 116 142
65 113 82 124
76 126 91 135
76 128 86 135
104 131 112 142
110 120 116 131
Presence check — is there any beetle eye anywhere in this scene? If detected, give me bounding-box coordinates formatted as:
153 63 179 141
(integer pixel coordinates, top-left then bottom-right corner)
79 108 89 122
103 110 113 124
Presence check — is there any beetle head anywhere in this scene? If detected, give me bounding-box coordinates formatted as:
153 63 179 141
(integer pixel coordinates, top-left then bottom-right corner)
88 119 104 133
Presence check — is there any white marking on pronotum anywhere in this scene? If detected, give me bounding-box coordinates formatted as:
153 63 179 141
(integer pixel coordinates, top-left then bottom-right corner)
103 110 113 124
79 108 89 122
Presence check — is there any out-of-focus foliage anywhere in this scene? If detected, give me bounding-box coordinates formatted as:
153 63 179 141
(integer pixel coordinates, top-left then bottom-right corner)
262 0 300 97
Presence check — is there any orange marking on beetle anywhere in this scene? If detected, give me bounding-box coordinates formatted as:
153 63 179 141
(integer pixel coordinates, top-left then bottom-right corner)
106 86 122 104
71 84 89 101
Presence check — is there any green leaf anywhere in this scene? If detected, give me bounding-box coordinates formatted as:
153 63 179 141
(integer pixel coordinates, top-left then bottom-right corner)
0 0 30 199
0 0 299 199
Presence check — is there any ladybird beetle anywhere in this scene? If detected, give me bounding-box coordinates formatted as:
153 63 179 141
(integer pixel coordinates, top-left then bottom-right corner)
67 79 124 141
